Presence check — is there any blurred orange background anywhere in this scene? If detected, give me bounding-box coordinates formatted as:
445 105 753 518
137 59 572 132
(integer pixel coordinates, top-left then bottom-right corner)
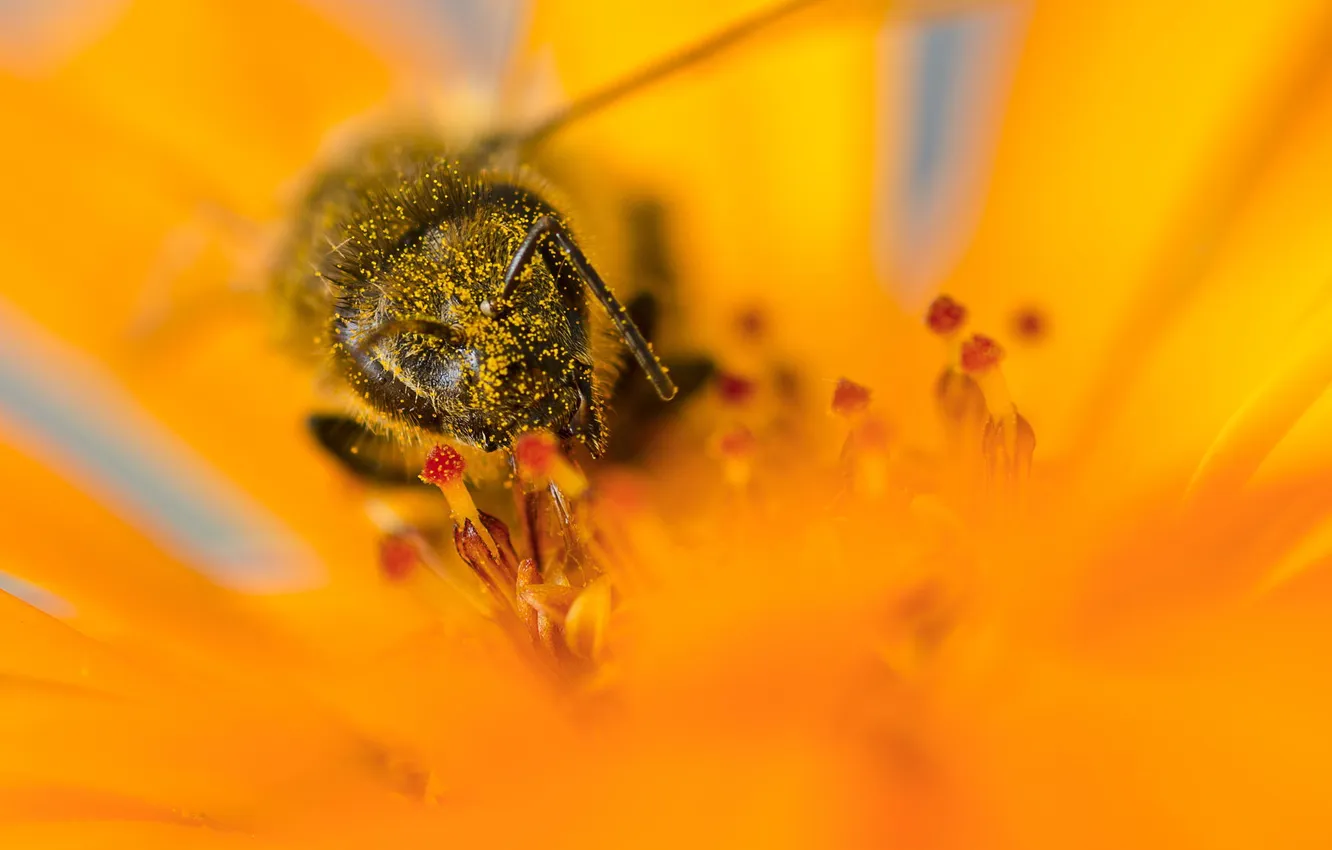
1 1 1331 847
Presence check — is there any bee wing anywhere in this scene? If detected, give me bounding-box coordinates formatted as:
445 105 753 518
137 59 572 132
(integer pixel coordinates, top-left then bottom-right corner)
308 0 533 130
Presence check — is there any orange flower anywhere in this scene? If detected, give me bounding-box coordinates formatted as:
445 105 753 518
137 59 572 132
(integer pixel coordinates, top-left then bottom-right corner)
2 1 1332 848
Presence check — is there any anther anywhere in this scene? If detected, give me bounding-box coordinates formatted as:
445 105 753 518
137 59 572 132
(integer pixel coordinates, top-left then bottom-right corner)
378 533 422 582
926 296 972 378
831 377 872 418
717 425 757 487
421 445 497 555
514 431 588 498
959 335 1013 417
959 334 1004 376
716 372 757 406
926 295 968 337
719 426 756 458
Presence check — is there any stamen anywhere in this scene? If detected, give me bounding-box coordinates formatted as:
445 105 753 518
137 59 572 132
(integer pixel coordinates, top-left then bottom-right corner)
926 295 968 337
959 333 1003 374
515 558 540 641
514 432 588 498
926 295 971 372
421 445 497 555
848 416 892 498
982 413 1036 484
930 311 987 444
828 379 891 497
958 335 1035 482
517 584 581 622
934 370 987 429
454 512 522 613
958 335 1013 417
717 425 757 487
831 377 871 418
378 533 421 582
563 577 612 661
716 372 757 406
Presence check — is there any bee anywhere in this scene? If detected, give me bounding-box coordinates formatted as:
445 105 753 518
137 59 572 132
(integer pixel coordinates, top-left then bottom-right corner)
272 0 820 484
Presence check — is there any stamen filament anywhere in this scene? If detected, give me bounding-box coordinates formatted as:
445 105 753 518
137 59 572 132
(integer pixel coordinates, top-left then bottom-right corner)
421 445 498 555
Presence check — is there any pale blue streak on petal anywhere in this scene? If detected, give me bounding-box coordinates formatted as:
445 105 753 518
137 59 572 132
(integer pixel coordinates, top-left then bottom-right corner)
0 302 320 592
907 21 967 214
882 7 1019 300
0 571 74 617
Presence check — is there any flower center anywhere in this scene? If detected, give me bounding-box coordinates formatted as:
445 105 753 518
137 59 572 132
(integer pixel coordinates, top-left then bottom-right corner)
372 295 1036 684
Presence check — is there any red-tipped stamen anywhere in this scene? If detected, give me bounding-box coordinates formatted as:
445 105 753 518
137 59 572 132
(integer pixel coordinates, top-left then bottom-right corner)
959 334 1004 373
716 372 757 406
719 426 756 458
420 444 466 486
514 431 588 498
378 533 421 582
926 295 968 336
421 445 497 554
717 425 757 487
514 432 556 476
959 334 1014 419
831 378 871 418
843 416 893 498
927 295 971 370
955 335 1035 481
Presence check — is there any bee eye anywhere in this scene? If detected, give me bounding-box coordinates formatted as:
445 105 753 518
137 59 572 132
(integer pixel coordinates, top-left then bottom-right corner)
421 321 465 348
351 318 466 360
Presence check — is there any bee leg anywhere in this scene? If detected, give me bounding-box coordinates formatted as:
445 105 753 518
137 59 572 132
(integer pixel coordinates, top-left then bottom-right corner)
502 215 678 400
307 414 425 486
560 362 607 457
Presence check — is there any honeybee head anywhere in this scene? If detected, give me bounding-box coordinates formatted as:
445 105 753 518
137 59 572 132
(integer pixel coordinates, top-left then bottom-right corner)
336 207 604 454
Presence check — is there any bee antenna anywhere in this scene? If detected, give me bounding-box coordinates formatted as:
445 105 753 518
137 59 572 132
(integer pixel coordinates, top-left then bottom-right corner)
502 216 678 401
350 318 463 359
514 0 822 149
